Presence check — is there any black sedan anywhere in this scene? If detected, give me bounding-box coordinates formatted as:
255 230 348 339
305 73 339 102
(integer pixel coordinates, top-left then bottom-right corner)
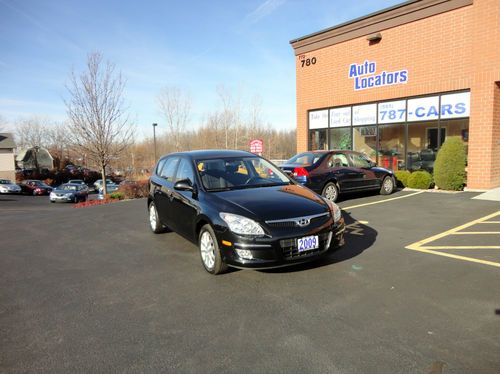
280 150 396 202
49 183 89 203
148 150 345 275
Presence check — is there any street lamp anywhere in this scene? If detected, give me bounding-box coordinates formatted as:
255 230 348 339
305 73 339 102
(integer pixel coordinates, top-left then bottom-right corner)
152 123 158 161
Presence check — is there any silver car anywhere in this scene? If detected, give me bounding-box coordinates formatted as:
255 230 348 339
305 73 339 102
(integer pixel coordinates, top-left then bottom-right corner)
0 179 21 194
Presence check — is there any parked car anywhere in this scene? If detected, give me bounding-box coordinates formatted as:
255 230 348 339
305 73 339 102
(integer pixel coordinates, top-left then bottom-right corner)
20 180 53 195
148 150 345 275
68 179 88 191
280 150 396 202
50 183 89 203
97 182 119 196
94 179 113 191
0 179 21 194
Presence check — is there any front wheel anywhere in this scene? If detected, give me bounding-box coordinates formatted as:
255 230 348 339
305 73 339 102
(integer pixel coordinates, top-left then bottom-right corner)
199 224 227 275
380 176 395 195
148 202 165 233
322 182 339 202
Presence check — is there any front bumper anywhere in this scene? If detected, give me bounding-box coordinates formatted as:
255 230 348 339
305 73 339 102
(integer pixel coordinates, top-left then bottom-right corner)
217 216 345 269
0 188 21 194
50 194 75 202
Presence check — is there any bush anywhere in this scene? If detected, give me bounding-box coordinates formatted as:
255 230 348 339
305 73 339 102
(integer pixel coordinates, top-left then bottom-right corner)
407 171 433 189
110 192 125 200
117 180 149 199
394 170 411 187
433 137 466 190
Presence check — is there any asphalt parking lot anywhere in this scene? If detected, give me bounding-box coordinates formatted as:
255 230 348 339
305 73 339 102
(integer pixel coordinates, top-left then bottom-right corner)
1 191 499 372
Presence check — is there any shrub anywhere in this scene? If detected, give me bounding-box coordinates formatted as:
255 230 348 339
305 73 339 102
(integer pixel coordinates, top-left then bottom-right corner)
433 137 466 190
110 192 125 200
394 170 411 187
407 170 433 189
117 180 149 199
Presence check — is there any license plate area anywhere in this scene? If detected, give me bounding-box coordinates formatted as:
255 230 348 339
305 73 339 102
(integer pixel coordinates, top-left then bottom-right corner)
297 235 319 252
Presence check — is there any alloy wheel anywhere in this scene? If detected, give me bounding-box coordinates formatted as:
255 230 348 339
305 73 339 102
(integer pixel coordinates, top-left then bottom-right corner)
149 204 157 231
200 231 216 270
383 177 394 193
325 185 338 202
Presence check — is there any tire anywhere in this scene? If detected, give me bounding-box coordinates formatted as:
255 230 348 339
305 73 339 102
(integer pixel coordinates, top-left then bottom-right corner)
199 224 227 275
322 182 339 202
148 202 165 234
50 200 55 203
380 176 395 195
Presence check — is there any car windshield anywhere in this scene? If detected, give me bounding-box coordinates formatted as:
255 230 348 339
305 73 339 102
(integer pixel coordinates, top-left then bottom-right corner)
61 185 77 191
286 152 325 165
32 181 45 186
0 179 12 184
197 156 291 191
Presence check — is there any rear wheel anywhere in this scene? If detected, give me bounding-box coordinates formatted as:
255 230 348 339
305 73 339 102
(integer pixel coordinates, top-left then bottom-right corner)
148 202 165 233
380 176 395 195
199 224 227 275
322 182 339 202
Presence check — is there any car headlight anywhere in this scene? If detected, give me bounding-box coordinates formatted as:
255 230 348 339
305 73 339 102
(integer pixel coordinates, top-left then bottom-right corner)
0 187 6 192
219 212 264 236
325 199 342 222
50 192 55 197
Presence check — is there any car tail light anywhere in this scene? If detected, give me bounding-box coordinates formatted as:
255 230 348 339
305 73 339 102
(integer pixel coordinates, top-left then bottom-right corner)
293 167 309 177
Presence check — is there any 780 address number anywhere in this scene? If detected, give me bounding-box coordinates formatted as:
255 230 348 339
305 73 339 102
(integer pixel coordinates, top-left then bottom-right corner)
300 57 317 67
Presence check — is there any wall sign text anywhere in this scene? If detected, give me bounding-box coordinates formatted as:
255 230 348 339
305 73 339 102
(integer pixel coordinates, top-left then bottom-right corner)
349 60 408 91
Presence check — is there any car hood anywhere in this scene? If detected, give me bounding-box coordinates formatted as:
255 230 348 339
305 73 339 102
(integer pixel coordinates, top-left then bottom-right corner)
207 184 329 221
52 188 75 194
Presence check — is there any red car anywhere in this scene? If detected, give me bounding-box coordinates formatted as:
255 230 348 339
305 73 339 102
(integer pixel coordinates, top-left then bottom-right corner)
20 180 53 195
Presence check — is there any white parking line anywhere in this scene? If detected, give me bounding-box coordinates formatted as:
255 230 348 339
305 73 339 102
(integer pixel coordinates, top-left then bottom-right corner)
343 190 425 210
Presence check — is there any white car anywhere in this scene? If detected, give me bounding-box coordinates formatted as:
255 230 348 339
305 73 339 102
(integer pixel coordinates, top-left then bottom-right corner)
0 179 21 194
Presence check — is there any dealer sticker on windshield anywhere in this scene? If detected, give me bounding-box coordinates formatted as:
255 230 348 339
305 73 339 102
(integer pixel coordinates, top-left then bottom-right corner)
297 235 319 252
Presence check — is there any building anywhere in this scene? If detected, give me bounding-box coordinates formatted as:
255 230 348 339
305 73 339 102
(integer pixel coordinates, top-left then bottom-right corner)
16 147 54 171
290 0 500 189
0 133 17 181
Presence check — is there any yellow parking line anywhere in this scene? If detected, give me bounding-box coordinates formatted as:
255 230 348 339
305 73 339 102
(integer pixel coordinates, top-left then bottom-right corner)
479 221 500 224
406 211 500 250
452 232 500 235
422 246 500 250
344 191 425 210
405 247 500 268
405 210 500 268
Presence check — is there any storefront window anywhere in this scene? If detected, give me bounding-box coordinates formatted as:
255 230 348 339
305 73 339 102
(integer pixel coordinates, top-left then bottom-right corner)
407 121 442 172
353 126 377 161
379 124 405 170
309 129 328 150
329 127 351 150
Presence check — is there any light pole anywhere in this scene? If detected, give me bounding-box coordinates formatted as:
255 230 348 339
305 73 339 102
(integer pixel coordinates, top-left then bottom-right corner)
152 123 158 161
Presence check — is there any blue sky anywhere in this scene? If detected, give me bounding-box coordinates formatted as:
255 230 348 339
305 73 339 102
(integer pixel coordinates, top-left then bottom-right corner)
0 0 401 138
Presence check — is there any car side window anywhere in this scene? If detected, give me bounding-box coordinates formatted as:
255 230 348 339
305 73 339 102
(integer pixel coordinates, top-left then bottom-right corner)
160 157 179 182
327 154 349 168
349 153 371 168
175 158 195 183
155 158 167 176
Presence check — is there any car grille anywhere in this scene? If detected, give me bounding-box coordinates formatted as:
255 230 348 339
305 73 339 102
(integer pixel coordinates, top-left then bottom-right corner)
266 212 330 229
280 231 331 259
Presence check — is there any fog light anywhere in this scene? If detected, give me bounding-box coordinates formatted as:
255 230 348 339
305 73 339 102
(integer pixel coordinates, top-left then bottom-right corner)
235 249 253 260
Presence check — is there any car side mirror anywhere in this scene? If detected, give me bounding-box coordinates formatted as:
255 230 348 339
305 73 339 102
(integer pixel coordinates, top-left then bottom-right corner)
174 179 193 192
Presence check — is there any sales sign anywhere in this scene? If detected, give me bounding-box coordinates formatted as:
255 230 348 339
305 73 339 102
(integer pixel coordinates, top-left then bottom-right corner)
309 110 328 129
352 104 377 126
330 107 351 128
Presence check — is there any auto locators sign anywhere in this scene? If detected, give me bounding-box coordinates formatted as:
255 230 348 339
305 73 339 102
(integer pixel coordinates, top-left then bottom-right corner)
349 60 408 91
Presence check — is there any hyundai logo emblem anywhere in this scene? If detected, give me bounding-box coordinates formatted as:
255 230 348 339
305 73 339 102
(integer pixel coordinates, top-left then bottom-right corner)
296 218 310 227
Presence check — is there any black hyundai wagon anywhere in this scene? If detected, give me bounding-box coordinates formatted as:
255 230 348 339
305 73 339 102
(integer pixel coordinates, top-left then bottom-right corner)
148 150 345 275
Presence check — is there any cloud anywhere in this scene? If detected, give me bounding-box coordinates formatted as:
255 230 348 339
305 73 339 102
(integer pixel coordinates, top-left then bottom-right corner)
245 0 286 24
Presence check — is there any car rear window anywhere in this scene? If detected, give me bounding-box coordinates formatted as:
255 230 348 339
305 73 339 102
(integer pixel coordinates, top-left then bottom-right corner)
287 152 325 165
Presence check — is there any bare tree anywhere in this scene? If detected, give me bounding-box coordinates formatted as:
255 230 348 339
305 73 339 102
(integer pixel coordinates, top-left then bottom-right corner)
14 116 50 149
46 122 71 169
157 86 191 152
0 114 6 132
65 52 134 195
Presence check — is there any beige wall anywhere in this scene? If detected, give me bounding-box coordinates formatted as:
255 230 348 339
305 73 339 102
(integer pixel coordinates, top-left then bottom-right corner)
0 152 16 181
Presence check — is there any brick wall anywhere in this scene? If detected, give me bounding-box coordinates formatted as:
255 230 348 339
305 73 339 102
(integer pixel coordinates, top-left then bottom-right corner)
295 0 500 189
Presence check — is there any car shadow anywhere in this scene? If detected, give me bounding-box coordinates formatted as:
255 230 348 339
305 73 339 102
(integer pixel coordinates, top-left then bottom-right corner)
336 188 402 203
259 210 377 274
